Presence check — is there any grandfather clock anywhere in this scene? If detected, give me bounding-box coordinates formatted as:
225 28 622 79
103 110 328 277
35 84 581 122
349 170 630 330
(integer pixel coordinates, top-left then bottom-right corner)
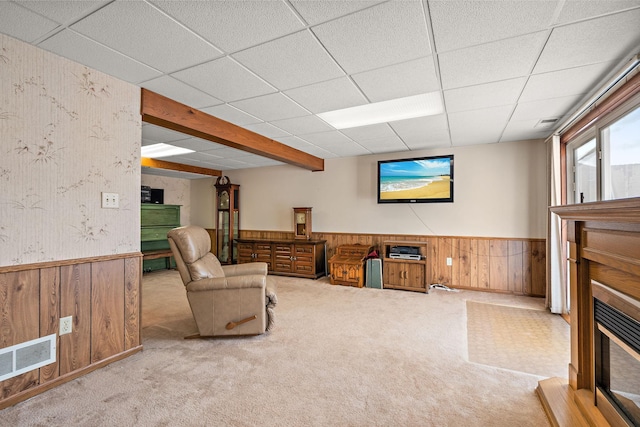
293 207 312 240
215 176 239 264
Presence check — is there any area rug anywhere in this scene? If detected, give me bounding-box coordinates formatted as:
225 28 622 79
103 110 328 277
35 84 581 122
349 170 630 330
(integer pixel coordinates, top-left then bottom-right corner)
466 301 570 378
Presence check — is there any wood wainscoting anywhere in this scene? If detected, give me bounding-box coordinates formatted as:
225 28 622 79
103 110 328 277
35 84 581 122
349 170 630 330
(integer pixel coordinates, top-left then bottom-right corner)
239 230 546 297
0 253 142 409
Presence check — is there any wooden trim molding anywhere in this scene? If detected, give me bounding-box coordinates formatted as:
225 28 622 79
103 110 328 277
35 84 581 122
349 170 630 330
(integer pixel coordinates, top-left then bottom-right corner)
0 252 143 273
141 88 324 172
561 71 640 144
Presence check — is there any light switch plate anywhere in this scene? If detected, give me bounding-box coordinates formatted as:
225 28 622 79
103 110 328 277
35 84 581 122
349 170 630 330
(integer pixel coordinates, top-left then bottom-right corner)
101 192 119 209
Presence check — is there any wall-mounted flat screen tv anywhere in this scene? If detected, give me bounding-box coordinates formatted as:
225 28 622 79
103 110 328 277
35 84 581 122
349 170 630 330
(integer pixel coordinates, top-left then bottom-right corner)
377 155 454 203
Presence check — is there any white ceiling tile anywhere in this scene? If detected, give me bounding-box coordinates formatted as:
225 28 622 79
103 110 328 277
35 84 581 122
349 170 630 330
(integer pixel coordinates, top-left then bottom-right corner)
231 93 309 122
390 115 451 148
429 0 558 52
70 1 223 72
300 130 355 146
200 104 262 127
284 77 367 113
511 95 583 121
0 2 59 43
500 119 557 142
243 123 291 139
357 135 407 153
142 124 192 144
151 0 304 52
534 9 640 74
290 0 385 25
520 61 614 102
439 32 547 89
172 57 276 102
16 1 108 25
322 143 370 157
172 137 226 152
233 30 344 91
312 1 430 74
340 123 396 142
555 1 640 25
202 147 253 159
270 115 333 135
39 30 162 84
233 155 285 168
444 78 526 113
351 57 439 102
448 105 513 145
141 75 222 109
275 135 316 150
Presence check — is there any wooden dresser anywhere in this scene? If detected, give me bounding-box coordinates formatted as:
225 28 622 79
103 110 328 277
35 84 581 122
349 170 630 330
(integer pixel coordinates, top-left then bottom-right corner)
141 204 180 272
236 238 326 279
328 244 374 288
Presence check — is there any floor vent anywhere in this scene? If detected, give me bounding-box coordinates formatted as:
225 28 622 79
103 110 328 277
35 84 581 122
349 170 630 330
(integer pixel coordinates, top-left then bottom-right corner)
0 334 56 381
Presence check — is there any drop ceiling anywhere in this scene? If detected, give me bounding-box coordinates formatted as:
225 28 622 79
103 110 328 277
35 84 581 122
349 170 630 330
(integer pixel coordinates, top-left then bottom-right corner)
2 0 639 178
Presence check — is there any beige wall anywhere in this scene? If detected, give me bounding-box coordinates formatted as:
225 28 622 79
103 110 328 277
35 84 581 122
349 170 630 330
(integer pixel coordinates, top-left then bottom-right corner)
0 34 141 267
227 140 547 239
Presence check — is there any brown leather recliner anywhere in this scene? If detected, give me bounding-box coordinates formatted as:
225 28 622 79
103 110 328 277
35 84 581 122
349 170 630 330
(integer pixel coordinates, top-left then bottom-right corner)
167 225 277 337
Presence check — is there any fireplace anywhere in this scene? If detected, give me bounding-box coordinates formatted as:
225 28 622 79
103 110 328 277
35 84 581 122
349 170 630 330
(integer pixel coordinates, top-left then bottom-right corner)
538 198 640 427
593 281 640 426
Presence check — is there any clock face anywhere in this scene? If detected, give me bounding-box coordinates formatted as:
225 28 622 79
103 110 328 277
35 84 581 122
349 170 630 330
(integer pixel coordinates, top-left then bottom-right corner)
296 212 306 224
219 191 229 209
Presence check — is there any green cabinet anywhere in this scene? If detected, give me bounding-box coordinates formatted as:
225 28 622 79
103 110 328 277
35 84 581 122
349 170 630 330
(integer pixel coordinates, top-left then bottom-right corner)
141 204 180 272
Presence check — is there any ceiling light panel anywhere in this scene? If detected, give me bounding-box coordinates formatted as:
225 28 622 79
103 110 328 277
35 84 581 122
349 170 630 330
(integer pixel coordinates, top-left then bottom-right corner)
318 93 443 129
141 143 195 158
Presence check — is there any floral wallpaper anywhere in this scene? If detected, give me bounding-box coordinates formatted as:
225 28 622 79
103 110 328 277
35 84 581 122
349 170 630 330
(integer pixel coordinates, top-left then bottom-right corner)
140 175 191 226
0 34 141 267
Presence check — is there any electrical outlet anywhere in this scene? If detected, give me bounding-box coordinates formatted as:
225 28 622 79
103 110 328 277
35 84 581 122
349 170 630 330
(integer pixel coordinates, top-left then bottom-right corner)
59 316 72 335
101 192 119 209
446 257 453 266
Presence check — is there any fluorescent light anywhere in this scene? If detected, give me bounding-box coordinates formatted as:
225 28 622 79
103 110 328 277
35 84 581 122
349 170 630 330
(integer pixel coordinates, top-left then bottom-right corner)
317 92 443 129
141 143 194 158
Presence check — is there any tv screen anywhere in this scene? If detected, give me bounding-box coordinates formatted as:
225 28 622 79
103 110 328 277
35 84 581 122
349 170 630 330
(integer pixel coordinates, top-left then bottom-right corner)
378 155 454 203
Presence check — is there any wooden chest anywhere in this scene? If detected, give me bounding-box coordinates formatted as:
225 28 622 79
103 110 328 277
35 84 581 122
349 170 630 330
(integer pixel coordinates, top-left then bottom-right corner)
329 244 374 288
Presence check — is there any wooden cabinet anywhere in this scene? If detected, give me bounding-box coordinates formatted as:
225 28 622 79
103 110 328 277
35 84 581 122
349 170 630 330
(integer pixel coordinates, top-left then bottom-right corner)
382 240 429 292
236 238 326 279
329 244 373 288
141 204 180 272
237 240 273 270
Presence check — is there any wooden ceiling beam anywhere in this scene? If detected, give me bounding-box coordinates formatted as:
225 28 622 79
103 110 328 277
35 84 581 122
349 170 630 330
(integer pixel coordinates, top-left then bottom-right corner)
141 88 324 172
141 157 221 177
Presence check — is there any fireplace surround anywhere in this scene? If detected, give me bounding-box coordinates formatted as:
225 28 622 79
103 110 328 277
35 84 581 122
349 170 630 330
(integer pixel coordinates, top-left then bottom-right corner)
539 198 640 427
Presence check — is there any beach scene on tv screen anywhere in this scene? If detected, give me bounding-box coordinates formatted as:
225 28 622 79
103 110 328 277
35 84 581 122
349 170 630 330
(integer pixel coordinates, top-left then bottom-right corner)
379 158 451 200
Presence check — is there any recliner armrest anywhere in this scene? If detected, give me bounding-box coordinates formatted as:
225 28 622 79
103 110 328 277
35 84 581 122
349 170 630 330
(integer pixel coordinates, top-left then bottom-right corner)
186 274 267 292
222 262 268 277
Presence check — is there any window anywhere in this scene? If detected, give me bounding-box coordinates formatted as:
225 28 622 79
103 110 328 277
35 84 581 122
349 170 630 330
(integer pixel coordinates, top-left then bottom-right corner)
601 106 640 200
566 101 640 203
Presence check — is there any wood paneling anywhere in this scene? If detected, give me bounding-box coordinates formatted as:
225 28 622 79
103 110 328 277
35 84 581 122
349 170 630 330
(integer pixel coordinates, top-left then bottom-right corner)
0 254 142 409
91 259 125 363
241 230 546 296
39 267 60 383
59 263 91 376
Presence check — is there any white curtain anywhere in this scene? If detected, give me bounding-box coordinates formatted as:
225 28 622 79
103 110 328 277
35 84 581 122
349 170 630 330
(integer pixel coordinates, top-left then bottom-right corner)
547 134 567 314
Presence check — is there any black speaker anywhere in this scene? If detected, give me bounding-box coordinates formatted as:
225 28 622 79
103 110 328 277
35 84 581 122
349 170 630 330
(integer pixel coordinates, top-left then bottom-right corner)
150 188 164 204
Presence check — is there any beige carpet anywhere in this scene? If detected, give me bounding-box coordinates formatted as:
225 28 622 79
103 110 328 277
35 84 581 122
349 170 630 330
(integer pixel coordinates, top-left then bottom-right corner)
1 270 562 426
466 301 570 378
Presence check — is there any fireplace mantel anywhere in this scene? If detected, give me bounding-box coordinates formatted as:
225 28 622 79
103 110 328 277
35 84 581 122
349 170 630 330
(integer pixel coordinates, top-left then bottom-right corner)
538 197 640 427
